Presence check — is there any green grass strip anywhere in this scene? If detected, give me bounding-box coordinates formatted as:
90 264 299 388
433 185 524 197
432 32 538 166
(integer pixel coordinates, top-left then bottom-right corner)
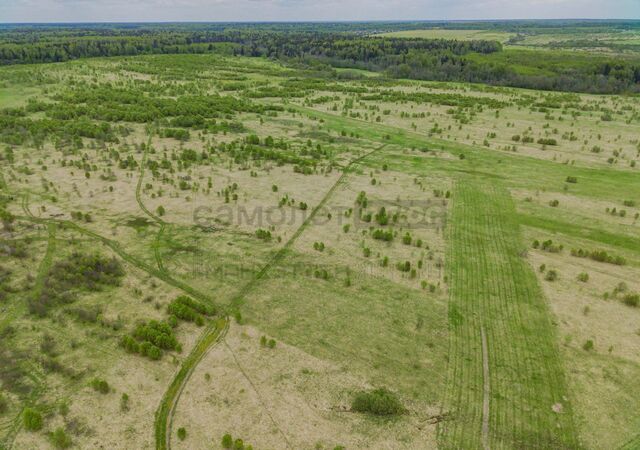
438 176 579 449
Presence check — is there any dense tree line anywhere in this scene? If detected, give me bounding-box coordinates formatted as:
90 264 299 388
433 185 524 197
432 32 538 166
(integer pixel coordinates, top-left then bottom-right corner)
1 27 639 93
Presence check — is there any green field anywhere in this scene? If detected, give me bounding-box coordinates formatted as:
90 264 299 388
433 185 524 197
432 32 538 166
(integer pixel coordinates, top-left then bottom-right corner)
440 178 577 449
378 26 640 54
379 29 514 43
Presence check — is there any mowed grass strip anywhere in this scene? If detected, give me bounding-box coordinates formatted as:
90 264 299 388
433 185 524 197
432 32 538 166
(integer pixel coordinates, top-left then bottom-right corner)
438 177 579 449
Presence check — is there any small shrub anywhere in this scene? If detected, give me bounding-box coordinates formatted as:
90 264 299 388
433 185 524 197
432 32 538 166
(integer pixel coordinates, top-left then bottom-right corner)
23 408 43 431
539 239 563 253
582 340 594 351
49 427 72 449
372 229 393 242
571 248 626 266
177 427 187 441
255 229 272 241
623 294 639 308
222 433 233 448
545 270 558 282
90 378 110 394
351 388 404 416
120 393 130 412
577 272 589 283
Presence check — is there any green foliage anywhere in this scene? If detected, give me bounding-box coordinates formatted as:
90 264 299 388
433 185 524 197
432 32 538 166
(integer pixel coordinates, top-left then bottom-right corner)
23 407 43 431
351 388 404 416
537 138 558 146
255 229 272 241
120 393 130 412
134 321 180 351
623 293 639 308
121 319 182 360
168 295 213 325
374 207 389 225
49 427 72 449
222 433 233 448
177 427 187 441
577 272 589 283
372 229 393 241
29 252 124 316
533 239 563 253
90 378 110 394
570 248 626 265
544 269 559 282
0 392 8 415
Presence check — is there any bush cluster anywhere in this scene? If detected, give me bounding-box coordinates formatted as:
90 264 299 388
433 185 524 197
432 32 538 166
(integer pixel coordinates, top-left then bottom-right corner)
351 388 404 416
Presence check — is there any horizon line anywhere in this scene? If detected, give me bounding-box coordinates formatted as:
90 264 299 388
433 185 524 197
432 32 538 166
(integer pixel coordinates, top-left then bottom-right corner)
2 18 640 26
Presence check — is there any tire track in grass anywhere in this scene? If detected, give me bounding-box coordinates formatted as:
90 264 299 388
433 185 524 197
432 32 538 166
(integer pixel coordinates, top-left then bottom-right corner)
12 181 230 450
17 214 216 311
154 318 229 450
481 326 490 450
438 176 579 449
136 136 168 273
619 435 640 450
155 143 385 449
0 223 56 450
230 144 386 309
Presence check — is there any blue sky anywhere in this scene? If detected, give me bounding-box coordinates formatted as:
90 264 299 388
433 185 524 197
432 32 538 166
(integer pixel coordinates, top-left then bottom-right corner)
0 0 638 23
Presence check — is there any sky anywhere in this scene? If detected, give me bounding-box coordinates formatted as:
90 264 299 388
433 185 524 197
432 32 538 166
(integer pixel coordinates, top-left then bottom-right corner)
0 0 638 23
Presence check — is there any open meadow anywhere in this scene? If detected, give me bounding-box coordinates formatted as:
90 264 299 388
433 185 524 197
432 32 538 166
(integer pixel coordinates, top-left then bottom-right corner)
0 20 639 450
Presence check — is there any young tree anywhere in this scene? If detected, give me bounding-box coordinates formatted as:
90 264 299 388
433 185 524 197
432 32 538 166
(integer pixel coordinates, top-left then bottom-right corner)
222 433 233 448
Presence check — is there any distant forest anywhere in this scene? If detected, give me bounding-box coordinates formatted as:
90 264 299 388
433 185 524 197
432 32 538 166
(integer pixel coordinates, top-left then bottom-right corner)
1 22 640 94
